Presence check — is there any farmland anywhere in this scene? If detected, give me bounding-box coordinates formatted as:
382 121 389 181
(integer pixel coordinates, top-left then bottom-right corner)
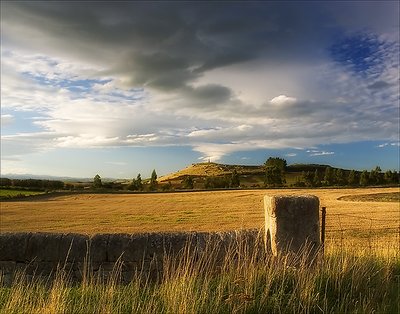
1 187 399 313
0 189 45 199
1 187 398 246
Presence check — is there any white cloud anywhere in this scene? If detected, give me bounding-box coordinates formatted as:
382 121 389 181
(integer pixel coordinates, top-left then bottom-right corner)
1 2 398 167
308 150 335 156
270 95 297 106
1 114 14 126
285 153 297 157
377 142 400 148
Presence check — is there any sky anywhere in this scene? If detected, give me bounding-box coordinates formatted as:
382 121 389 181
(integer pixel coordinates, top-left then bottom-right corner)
1 1 399 179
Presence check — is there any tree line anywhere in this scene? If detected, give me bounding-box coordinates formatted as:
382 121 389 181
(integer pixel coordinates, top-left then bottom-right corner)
263 157 399 187
0 178 64 190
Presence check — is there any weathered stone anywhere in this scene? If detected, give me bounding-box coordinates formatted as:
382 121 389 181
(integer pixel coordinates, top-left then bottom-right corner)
26 233 62 262
89 234 109 262
107 233 132 262
0 233 30 261
0 261 16 278
58 233 89 262
264 195 320 256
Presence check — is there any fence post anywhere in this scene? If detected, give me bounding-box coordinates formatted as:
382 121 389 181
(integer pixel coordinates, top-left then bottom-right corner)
321 207 326 255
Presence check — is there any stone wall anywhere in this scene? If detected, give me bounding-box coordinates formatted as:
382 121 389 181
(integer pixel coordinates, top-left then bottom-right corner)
0 230 261 285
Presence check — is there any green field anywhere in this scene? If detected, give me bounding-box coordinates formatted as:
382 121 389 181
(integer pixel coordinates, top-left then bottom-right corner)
0 189 44 199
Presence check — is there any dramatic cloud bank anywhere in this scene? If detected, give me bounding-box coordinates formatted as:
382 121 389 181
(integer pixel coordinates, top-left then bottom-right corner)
1 2 399 174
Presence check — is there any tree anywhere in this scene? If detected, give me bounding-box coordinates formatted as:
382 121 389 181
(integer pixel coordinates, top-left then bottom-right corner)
360 170 369 186
264 157 287 171
230 169 240 188
301 171 313 187
369 166 382 185
93 174 102 188
182 175 194 189
149 169 158 191
136 174 143 191
313 169 321 187
265 166 284 187
335 169 345 186
347 170 358 186
324 167 335 186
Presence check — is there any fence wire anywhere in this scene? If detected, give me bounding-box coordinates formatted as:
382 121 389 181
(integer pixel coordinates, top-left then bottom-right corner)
321 207 400 253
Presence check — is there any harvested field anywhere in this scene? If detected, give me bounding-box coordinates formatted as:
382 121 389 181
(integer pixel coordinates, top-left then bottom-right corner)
1 188 398 247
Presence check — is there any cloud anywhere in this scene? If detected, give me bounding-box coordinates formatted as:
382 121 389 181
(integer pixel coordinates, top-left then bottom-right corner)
1 1 399 165
307 150 335 157
285 153 297 157
1 114 14 126
270 95 297 106
377 142 400 148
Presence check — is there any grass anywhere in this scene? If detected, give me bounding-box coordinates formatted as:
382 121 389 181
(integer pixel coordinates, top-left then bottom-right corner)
1 188 398 247
338 191 400 202
0 188 399 312
0 189 44 200
0 236 399 313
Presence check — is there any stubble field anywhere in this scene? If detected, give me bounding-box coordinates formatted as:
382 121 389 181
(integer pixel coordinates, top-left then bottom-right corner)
1 187 399 248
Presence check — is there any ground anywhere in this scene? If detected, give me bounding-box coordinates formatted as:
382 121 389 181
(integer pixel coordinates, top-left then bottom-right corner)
1 188 398 248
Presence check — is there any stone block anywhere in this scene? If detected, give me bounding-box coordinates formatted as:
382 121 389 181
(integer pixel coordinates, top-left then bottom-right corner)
58 233 89 262
0 233 30 261
107 233 132 262
89 234 109 262
264 195 320 256
26 233 62 262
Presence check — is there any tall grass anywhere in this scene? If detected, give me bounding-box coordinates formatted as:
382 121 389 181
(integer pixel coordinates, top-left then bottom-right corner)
1 233 399 314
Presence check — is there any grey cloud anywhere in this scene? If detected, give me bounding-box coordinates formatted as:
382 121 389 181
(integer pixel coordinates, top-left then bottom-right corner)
368 80 392 90
1 1 399 161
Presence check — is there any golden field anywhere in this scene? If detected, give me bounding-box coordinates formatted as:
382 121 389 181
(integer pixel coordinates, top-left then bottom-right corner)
0 187 398 243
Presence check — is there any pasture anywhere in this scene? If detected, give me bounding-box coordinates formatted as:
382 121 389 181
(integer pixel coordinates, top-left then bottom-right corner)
1 187 398 248
0 189 44 199
1 187 399 313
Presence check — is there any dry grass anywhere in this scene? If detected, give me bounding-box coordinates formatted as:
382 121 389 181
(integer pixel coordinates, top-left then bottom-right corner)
1 188 398 240
0 235 399 314
1 187 399 253
1 188 399 313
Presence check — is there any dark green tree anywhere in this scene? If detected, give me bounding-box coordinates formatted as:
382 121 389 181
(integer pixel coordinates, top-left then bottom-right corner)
265 166 284 187
369 166 382 185
335 169 346 186
360 170 370 186
230 169 240 188
301 171 313 187
136 174 143 191
313 169 321 187
324 167 334 186
182 175 194 189
265 157 287 171
149 169 158 191
347 170 358 186
93 174 102 188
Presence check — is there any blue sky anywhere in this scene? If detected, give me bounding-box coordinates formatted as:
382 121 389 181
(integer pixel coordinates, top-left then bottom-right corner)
1 1 399 178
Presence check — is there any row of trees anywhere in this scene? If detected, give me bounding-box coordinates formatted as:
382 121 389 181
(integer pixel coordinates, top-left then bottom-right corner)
0 178 64 190
92 170 158 191
294 166 399 187
263 157 399 188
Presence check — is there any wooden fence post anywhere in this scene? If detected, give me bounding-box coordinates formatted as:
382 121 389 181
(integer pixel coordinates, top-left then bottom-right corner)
321 207 326 255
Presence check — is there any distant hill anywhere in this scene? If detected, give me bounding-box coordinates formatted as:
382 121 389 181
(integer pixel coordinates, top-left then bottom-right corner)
158 162 264 182
158 162 347 188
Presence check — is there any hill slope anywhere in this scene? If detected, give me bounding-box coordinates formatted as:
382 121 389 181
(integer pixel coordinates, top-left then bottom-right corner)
158 162 339 186
159 162 264 182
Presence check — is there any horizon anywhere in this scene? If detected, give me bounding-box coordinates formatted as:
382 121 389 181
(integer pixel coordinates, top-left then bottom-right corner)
1 2 399 178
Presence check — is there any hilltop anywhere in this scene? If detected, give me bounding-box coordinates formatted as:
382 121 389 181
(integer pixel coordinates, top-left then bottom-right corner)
158 162 339 188
158 162 264 182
